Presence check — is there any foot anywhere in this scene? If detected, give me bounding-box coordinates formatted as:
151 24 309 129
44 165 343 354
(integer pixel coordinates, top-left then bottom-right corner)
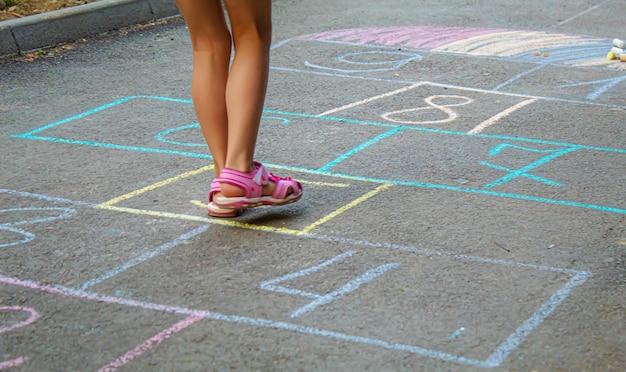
207 179 242 218
212 162 302 209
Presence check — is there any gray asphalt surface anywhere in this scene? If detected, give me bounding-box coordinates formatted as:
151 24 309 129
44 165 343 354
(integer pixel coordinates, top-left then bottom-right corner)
1 0 625 370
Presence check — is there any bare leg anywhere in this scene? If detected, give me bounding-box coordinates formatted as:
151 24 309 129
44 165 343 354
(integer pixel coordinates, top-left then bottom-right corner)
174 0 231 176
220 0 273 197
177 0 299 207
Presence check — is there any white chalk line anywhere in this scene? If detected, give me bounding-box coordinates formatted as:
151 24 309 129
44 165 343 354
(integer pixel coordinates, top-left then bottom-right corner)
262 250 400 318
486 271 591 366
271 66 417 85
272 65 626 110
317 82 424 117
0 189 95 207
0 268 591 369
289 262 401 318
0 190 594 367
467 98 538 135
273 36 626 103
492 65 547 92
560 75 626 101
555 1 608 27
260 250 356 300
0 207 77 248
79 224 210 290
381 95 473 125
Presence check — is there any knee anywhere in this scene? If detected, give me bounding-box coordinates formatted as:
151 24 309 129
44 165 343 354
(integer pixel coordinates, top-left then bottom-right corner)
232 21 272 49
190 30 232 53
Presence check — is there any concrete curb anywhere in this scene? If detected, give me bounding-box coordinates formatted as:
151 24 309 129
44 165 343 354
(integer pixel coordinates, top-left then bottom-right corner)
0 0 180 58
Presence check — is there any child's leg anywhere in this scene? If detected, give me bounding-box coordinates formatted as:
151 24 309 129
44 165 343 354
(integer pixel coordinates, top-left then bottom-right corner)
174 0 231 176
222 0 272 174
219 0 274 197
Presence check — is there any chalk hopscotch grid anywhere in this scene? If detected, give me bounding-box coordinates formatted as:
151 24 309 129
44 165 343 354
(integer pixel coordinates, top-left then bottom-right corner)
0 186 593 368
9 94 626 216
3 30 619 369
0 271 590 369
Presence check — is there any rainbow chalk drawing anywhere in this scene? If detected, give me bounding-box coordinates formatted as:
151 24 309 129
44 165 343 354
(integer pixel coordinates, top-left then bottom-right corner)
291 26 626 99
296 26 623 70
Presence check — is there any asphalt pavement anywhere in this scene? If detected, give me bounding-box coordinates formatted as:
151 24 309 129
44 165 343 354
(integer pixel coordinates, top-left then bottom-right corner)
1 0 625 370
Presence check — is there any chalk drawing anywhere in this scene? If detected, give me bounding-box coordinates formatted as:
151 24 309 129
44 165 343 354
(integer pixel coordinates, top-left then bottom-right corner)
289 262 400 318
287 26 625 106
0 306 39 371
491 65 547 92
319 82 424 117
299 184 392 234
260 250 400 318
0 181 596 369
555 1 608 27
0 357 27 370
0 306 39 334
261 251 357 298
381 95 473 125
559 75 626 100
305 51 422 73
0 225 34 249
4 23 622 371
480 143 580 189
0 189 93 207
78 224 209 290
154 123 203 147
0 207 76 248
261 115 291 125
467 99 537 135
449 327 465 341
297 26 507 50
296 26 622 70
153 116 292 147
13 93 624 215
0 243 591 369
98 315 204 371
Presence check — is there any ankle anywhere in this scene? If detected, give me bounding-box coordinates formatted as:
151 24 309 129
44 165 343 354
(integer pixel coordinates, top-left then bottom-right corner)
224 160 254 173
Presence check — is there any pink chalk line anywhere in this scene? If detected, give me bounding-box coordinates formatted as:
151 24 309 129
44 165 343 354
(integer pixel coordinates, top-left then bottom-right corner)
0 307 38 370
0 357 27 370
0 275 199 317
297 26 506 49
0 306 39 334
98 315 204 371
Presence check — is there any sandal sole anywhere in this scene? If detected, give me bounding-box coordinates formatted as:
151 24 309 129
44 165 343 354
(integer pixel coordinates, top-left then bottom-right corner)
214 193 302 210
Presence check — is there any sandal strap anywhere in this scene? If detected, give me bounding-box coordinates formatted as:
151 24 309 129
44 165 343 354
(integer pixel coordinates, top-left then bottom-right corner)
268 172 303 199
217 163 270 198
208 179 221 202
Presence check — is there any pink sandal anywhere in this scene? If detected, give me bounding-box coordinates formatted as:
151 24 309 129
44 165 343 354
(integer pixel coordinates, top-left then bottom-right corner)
212 162 302 209
207 179 242 218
